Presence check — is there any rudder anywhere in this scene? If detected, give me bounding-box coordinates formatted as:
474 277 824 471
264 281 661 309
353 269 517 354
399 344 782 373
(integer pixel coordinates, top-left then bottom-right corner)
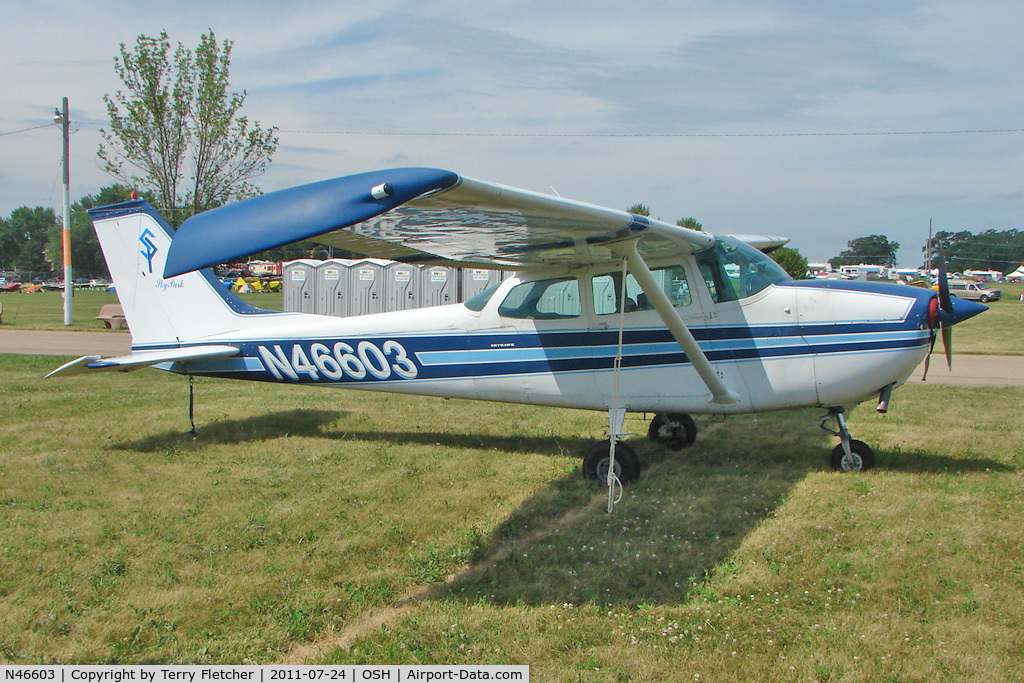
89 200 278 348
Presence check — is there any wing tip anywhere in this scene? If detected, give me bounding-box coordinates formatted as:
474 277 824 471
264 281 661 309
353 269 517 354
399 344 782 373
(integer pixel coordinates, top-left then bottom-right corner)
45 355 103 379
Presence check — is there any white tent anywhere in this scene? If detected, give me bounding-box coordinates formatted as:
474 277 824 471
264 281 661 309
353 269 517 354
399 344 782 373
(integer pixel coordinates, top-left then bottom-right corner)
1007 266 1024 282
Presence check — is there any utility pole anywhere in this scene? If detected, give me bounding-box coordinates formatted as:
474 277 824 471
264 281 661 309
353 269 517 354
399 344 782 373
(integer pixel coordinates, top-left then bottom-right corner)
926 218 933 275
55 97 72 325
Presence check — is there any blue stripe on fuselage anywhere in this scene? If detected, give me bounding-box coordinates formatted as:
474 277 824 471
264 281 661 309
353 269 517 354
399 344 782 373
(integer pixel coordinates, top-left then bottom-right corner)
153 313 931 385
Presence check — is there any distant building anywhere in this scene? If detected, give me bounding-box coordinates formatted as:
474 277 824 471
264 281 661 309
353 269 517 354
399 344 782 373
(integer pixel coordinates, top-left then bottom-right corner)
839 264 888 279
247 260 282 276
964 269 1004 282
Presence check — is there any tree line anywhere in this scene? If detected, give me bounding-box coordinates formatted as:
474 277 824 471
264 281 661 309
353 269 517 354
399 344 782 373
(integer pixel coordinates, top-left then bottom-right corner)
827 231 1024 273
0 186 335 280
926 229 1024 273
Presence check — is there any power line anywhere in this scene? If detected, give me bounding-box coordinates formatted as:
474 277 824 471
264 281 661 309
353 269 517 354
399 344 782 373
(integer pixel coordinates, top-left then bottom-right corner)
929 239 1024 248
0 123 54 138
36 119 1024 138
277 127 1024 139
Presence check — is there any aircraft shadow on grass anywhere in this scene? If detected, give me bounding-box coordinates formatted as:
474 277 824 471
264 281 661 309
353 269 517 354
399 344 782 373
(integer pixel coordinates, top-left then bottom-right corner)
875 449 1012 474
426 419 1013 608
436 445 817 607
315 429 589 458
116 412 589 458
114 409 348 452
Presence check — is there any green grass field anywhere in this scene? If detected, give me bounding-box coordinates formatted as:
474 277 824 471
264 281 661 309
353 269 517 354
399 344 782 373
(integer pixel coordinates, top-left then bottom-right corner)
0 290 283 332
951 282 1024 355
1 353 1022 679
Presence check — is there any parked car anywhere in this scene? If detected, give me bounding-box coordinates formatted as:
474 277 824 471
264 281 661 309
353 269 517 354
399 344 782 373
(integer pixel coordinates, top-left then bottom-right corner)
934 279 1002 303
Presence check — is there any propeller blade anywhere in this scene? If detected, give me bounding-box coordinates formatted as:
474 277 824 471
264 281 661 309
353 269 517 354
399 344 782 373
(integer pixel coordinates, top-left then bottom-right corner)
936 242 953 314
932 239 955 371
942 323 953 370
921 331 936 381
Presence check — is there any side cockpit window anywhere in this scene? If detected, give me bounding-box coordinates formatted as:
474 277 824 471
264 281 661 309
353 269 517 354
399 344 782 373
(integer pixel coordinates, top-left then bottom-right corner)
497 277 581 319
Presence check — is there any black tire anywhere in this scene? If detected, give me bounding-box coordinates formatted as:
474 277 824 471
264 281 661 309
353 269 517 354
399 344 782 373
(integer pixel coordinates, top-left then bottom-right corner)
830 439 875 472
979 295 990 303
583 440 640 483
647 413 697 450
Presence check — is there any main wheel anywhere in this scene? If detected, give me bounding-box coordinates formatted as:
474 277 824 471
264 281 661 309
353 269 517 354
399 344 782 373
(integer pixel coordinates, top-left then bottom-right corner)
648 413 697 450
582 440 640 483
830 439 875 472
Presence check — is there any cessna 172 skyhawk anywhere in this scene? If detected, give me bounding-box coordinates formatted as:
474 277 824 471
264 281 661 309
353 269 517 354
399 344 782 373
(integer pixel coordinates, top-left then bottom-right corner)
48 167 986 484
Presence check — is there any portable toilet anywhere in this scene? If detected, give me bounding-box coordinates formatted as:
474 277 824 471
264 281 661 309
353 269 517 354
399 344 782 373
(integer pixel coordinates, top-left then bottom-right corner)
317 259 353 316
421 266 455 308
348 259 387 316
591 273 617 314
283 259 320 313
460 268 508 302
385 262 421 312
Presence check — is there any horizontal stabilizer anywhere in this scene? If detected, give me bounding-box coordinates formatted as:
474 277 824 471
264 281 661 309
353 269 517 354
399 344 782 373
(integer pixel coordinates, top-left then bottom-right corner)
46 345 240 378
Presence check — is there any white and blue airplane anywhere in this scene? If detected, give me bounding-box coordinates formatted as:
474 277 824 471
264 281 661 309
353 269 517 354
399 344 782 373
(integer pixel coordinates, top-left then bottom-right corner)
48 167 986 482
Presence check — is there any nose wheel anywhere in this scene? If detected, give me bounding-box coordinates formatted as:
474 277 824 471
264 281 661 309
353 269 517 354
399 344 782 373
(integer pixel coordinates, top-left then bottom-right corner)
830 438 875 472
821 408 875 472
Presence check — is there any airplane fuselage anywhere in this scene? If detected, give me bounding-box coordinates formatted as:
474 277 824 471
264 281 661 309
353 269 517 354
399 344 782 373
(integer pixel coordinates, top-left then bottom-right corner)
150 266 935 417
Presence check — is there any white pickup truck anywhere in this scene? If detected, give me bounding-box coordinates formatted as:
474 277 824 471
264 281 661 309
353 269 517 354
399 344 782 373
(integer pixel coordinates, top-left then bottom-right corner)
947 279 1001 303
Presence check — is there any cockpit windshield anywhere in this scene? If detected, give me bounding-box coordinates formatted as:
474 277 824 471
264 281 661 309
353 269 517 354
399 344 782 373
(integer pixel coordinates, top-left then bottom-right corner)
464 282 503 311
695 236 790 303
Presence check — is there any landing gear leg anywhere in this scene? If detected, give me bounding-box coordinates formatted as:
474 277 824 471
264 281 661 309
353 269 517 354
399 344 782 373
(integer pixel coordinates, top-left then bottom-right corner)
821 407 875 472
581 408 640 513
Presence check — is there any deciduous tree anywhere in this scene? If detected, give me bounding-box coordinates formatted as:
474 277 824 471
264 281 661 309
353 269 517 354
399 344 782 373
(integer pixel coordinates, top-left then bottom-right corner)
830 234 899 268
676 217 703 231
1 207 57 275
99 30 278 226
770 247 809 280
925 229 1024 273
45 186 135 279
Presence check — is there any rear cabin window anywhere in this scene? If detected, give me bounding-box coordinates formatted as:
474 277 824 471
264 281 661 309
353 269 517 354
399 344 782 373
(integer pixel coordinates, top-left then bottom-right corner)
497 277 581 319
592 265 692 315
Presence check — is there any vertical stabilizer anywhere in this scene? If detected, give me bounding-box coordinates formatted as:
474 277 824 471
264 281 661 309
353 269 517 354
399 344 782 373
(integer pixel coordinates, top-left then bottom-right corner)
89 200 278 348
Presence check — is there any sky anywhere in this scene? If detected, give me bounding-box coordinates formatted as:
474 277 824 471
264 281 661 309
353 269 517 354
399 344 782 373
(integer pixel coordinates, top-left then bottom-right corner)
1 0 1022 267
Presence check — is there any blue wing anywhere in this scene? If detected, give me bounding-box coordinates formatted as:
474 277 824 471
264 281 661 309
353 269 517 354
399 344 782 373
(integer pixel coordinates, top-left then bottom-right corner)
163 168 720 277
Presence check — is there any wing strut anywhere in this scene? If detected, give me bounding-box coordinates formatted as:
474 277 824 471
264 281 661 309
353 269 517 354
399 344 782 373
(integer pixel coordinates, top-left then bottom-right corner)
614 239 740 406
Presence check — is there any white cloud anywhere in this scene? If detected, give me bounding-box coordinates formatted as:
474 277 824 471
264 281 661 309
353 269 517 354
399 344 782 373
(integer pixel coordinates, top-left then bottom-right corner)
1 0 1022 266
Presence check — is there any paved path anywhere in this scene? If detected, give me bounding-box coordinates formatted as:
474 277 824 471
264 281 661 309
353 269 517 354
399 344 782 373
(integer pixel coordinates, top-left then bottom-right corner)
907 354 1024 388
0 329 131 357
2 329 1023 388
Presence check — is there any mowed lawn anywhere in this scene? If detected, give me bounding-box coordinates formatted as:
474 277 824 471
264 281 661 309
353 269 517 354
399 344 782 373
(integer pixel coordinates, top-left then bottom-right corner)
1 353 1022 680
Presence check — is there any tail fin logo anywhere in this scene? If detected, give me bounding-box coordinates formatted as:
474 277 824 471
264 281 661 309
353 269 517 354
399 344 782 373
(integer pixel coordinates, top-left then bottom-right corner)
139 229 158 274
